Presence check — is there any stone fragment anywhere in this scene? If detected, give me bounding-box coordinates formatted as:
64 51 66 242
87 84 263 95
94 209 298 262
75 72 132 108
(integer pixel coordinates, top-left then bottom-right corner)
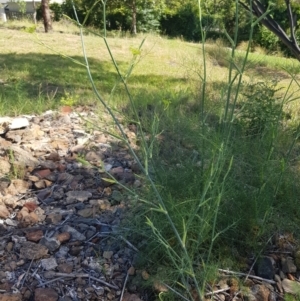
34 180 46 189
57 263 73 274
128 266 135 276
9 117 29 130
61 225 86 241
39 237 61 252
122 293 142 301
0 205 10 219
0 293 22 301
50 139 68 150
0 117 10 134
27 175 40 182
56 232 71 243
34 169 52 179
254 257 275 280
69 246 82 256
47 152 60 161
282 279 300 295
282 257 297 274
7 179 30 195
153 281 168 293
9 145 39 168
0 160 10 175
142 270 150 280
41 258 58 270
0 137 11 148
5 242 13 252
56 173 74 185
2 195 19 208
45 213 62 225
39 161 57 170
85 151 103 163
23 202 38 212
34 288 58 301
77 207 93 218
26 229 44 242
103 251 113 260
0 178 10 192
36 189 52 201
20 242 48 260
65 191 92 203
250 284 269 301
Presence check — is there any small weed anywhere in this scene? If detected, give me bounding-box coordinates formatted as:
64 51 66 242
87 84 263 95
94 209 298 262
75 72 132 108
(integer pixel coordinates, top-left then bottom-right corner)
8 150 26 179
60 92 79 107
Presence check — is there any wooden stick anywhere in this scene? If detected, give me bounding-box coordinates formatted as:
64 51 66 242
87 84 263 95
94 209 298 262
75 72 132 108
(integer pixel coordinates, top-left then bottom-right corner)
218 269 276 284
45 271 119 290
119 270 129 301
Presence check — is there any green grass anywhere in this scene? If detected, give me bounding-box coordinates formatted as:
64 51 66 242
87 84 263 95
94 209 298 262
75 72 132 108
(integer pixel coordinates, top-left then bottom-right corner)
2 19 300 300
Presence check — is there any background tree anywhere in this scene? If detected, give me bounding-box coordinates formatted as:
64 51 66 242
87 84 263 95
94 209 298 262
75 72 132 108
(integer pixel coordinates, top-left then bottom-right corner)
62 0 162 33
41 0 52 32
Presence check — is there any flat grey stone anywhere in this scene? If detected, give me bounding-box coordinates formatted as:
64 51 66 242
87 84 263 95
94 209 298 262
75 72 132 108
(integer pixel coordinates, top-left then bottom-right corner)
41 257 58 270
61 225 86 241
66 191 92 203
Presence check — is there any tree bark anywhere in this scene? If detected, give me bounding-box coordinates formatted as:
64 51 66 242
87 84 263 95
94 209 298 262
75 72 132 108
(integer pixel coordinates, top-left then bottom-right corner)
32 0 36 25
131 0 137 35
42 0 52 33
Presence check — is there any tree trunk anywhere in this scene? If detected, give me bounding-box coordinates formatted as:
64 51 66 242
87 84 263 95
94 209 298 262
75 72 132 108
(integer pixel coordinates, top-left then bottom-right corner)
32 0 36 25
42 0 52 33
131 0 137 35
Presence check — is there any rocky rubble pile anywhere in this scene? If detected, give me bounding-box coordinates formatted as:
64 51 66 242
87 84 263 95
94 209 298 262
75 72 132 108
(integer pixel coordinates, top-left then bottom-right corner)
0 108 143 301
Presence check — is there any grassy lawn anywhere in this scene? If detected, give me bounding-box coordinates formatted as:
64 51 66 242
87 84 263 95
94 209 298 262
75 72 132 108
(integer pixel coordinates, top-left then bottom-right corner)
2 19 300 300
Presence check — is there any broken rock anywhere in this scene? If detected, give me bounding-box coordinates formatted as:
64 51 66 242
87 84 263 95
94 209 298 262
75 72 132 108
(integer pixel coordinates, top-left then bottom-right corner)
20 241 48 260
34 288 58 301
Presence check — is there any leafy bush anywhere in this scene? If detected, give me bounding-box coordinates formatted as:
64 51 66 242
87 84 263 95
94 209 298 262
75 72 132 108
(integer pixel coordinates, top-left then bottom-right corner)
239 80 283 135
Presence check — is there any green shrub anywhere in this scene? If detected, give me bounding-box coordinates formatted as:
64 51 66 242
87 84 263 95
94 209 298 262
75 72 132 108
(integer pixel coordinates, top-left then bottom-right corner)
239 79 283 135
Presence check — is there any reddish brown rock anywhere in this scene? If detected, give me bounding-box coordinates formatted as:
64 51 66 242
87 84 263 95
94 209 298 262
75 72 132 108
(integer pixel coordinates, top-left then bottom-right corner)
26 229 44 242
47 152 60 161
0 204 10 219
57 263 73 274
34 169 52 179
34 288 58 301
23 202 38 212
56 232 71 243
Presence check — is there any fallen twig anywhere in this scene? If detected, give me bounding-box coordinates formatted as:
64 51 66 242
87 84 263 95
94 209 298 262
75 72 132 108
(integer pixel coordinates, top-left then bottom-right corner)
120 236 139 252
205 287 230 296
45 272 119 290
161 283 190 301
119 269 129 301
218 269 276 284
37 276 65 287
